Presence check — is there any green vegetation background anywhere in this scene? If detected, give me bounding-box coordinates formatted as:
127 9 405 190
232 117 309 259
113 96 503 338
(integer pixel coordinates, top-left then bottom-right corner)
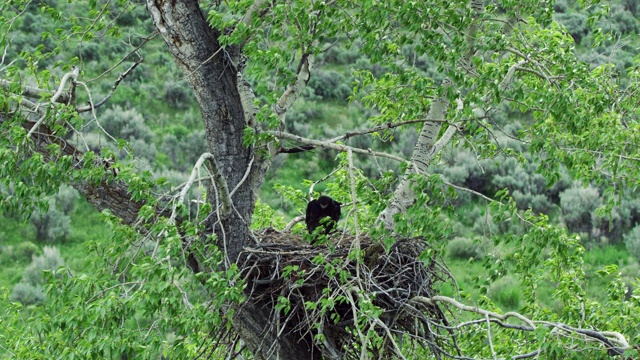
1 0 639 339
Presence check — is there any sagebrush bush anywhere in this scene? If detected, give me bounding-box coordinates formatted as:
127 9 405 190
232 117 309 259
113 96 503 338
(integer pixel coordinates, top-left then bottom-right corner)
10 283 46 305
30 199 71 242
21 246 64 286
99 105 153 142
308 70 351 101
15 241 39 261
447 237 484 260
55 184 79 214
555 13 589 44
163 78 193 109
559 183 601 235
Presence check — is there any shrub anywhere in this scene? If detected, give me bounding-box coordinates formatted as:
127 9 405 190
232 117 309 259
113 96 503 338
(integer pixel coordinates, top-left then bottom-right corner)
163 79 193 109
98 105 153 142
10 283 46 305
129 138 158 162
30 198 72 242
15 241 39 261
21 246 64 286
622 0 639 16
559 183 601 235
624 225 640 262
555 13 588 44
160 130 207 172
489 275 521 310
308 70 350 101
447 237 484 260
55 184 80 215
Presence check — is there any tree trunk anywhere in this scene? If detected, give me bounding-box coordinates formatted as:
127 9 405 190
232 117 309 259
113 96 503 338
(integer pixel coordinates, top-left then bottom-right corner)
145 1 304 358
146 0 255 262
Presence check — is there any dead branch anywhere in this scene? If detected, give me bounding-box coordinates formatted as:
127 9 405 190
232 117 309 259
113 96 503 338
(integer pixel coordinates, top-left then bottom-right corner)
269 130 408 163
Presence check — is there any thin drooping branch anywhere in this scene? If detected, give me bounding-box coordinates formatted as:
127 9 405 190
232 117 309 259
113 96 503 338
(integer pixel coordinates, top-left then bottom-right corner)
410 295 630 356
77 57 143 113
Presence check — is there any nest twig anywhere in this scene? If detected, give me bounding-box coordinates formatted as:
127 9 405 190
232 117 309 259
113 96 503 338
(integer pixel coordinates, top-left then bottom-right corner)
233 228 459 359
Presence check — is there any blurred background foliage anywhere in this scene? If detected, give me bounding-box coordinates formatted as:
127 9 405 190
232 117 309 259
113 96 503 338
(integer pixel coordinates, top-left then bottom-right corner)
0 0 639 352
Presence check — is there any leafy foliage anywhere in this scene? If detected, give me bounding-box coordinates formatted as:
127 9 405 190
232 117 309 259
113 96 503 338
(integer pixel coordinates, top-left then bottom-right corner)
1 0 640 358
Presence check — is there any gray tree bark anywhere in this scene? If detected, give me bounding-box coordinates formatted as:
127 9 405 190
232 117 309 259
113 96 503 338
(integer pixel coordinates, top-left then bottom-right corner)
144 1 306 359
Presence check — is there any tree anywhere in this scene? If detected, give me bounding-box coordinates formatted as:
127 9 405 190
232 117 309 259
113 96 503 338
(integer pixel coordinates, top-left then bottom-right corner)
0 0 639 359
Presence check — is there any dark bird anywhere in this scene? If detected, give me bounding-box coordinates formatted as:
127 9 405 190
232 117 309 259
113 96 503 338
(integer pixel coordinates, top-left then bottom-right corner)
305 195 341 235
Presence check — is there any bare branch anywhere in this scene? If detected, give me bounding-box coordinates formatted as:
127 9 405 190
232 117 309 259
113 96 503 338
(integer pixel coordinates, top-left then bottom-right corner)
284 215 305 232
77 57 143 113
411 295 630 356
170 153 232 225
51 66 80 104
268 130 409 163
325 118 448 144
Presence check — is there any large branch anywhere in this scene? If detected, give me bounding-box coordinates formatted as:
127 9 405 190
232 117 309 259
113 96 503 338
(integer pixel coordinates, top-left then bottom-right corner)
1 112 143 225
376 79 453 230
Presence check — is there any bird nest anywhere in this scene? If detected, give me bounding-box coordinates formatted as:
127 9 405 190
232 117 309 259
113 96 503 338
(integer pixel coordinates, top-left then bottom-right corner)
235 228 458 359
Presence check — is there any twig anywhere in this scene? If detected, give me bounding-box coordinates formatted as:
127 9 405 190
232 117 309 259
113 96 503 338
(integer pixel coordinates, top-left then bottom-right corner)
269 130 408 164
27 67 80 138
77 57 143 113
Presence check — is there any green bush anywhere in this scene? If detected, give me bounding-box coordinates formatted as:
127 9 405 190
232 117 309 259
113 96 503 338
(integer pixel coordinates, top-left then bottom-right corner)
447 237 484 260
489 276 521 310
555 13 588 44
10 283 46 305
160 129 207 172
21 246 64 286
624 225 640 262
30 199 71 242
98 105 153 142
622 0 639 16
55 184 80 215
163 78 193 109
308 70 351 101
559 183 601 236
15 241 39 261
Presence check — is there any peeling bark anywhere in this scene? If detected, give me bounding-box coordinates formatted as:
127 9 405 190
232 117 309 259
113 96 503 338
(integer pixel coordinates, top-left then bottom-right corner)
377 80 452 231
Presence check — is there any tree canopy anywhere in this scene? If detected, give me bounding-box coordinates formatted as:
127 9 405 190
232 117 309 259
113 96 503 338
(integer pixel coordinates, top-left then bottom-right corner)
1 0 639 359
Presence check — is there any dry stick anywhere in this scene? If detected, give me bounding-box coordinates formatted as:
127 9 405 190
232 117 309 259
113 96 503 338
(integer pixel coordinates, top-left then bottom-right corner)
308 165 343 200
77 58 143 113
269 130 408 163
